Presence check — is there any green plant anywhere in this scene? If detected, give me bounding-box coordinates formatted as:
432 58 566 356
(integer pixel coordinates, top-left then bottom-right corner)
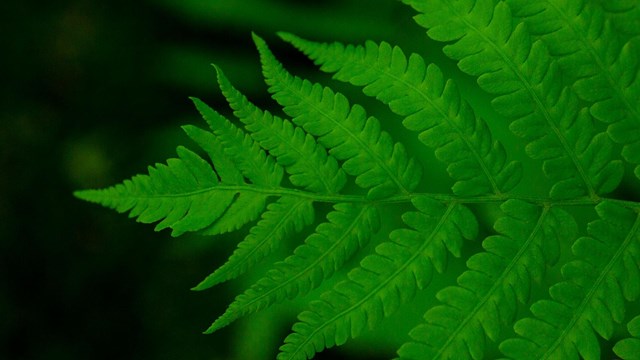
75 0 640 358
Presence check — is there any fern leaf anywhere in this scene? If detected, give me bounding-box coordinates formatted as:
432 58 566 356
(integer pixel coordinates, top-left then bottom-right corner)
500 201 640 359
214 65 347 194
193 196 314 290
279 33 522 196
614 315 640 360
597 0 640 37
191 97 283 187
183 124 267 235
182 123 243 184
507 0 639 119
506 0 618 81
74 146 237 237
396 200 576 360
206 203 379 333
404 0 624 198
506 0 640 179
277 197 478 360
252 33 422 200
606 38 640 180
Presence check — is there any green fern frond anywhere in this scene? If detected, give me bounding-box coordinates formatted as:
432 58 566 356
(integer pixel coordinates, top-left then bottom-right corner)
74 0 640 359
253 33 422 200
506 0 640 179
214 65 347 194
404 0 624 198
191 97 284 187
193 196 314 290
605 37 640 180
277 197 478 360
74 146 238 237
182 124 243 184
614 314 640 360
182 125 268 235
278 34 522 197
500 202 640 359
396 200 576 360
206 203 379 333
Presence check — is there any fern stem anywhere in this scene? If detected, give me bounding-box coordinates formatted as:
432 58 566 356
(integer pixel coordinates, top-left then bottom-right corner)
102 183 639 210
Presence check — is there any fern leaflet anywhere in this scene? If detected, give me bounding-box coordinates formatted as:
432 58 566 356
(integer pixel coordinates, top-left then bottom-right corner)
193 196 314 290
506 0 640 180
214 65 347 194
404 0 624 198
278 197 478 360
397 200 575 360
75 145 238 237
207 203 379 333
614 314 640 360
279 33 522 197
500 202 640 359
253 33 422 200
182 125 268 235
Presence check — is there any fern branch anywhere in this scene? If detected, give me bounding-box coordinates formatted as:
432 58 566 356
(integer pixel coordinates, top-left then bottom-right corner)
403 0 624 198
397 200 576 360
74 146 238 237
509 0 640 119
191 97 283 187
183 125 267 235
607 38 640 180
253 33 422 199
506 0 640 179
193 196 314 290
277 197 478 360
279 33 522 197
500 202 640 359
214 65 348 194
206 203 379 333
182 123 243 184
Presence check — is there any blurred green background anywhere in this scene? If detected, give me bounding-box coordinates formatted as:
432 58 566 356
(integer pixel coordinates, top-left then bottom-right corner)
1 0 502 359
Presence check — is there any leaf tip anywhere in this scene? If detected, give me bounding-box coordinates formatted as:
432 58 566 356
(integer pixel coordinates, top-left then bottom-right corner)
73 189 97 202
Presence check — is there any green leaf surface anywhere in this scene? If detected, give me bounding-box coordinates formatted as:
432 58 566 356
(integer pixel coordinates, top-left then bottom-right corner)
207 203 379 333
397 200 576 360
280 34 522 196
254 33 422 200
500 202 640 359
277 197 478 360
404 0 624 197
615 315 640 360
75 146 236 237
215 66 348 194
193 196 314 290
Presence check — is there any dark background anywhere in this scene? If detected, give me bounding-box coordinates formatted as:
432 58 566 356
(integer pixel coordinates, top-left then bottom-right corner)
7 1 639 359
1 1 456 359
